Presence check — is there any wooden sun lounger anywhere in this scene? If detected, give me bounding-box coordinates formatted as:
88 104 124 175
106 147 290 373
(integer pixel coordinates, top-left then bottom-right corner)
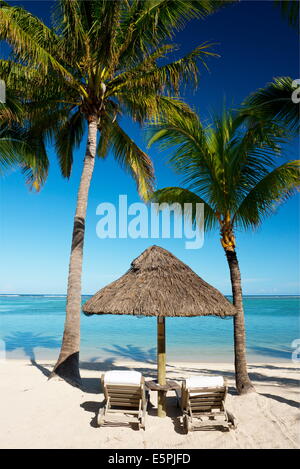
180 377 237 433
98 372 147 430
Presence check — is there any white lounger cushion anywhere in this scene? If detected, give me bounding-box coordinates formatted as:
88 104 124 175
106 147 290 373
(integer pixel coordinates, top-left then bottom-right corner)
104 370 142 385
186 375 224 390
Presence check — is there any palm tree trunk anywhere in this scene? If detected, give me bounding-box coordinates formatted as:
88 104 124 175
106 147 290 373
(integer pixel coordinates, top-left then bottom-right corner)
50 114 98 385
225 248 255 394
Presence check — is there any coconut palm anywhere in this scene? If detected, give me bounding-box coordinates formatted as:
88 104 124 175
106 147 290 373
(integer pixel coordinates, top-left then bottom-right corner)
241 77 300 135
147 109 299 394
0 0 230 384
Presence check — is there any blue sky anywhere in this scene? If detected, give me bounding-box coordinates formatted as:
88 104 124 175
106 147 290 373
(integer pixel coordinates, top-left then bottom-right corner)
1 0 299 295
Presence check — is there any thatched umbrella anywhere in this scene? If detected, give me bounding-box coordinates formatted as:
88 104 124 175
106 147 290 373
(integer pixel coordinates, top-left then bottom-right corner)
83 245 236 417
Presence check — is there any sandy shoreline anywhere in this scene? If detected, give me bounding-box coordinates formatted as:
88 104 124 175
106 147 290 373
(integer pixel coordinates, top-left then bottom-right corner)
0 359 299 449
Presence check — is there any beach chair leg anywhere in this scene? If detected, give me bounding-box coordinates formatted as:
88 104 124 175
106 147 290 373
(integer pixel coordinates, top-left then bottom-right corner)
183 415 189 434
97 407 105 427
138 410 146 430
135 398 146 430
227 411 237 430
139 418 145 431
141 405 146 430
175 389 180 408
183 414 192 434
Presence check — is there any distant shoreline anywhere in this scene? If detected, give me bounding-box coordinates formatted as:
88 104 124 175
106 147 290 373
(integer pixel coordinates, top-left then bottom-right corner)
1 293 300 298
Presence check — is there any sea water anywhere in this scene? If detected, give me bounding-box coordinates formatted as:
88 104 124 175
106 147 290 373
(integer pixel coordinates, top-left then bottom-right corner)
0 295 299 363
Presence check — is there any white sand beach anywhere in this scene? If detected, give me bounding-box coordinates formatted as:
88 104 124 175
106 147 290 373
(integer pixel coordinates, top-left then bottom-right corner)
0 359 299 449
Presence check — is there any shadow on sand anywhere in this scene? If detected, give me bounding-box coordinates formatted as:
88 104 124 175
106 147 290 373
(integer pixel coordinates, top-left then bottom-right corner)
171 364 299 389
79 362 167 394
9 337 297 412
249 345 292 361
4 331 61 378
101 344 156 364
261 393 299 409
80 393 185 433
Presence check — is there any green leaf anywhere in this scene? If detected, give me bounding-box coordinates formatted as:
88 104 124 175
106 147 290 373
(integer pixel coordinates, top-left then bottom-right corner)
241 76 300 134
55 110 85 178
151 186 217 230
98 119 155 201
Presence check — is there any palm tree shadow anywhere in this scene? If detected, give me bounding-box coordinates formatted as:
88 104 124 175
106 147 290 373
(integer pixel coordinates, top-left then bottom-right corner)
79 345 157 393
4 331 61 377
80 400 103 428
101 344 156 363
30 358 51 378
80 357 114 371
178 364 299 388
79 356 158 393
79 358 117 393
262 393 299 409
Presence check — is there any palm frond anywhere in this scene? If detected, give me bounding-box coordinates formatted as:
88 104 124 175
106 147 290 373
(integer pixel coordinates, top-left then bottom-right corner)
0 1 72 81
20 136 49 191
151 186 217 230
147 110 204 152
234 160 300 228
241 77 300 134
274 0 299 29
118 0 234 64
119 92 195 125
90 0 122 73
55 110 85 178
147 112 227 210
98 119 155 200
109 42 217 97
0 125 49 190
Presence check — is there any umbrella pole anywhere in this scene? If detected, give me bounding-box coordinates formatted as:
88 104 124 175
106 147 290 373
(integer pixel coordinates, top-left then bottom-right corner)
157 316 166 417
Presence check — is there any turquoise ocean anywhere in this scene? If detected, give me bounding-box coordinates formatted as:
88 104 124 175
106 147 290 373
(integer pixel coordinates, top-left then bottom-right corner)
0 295 299 363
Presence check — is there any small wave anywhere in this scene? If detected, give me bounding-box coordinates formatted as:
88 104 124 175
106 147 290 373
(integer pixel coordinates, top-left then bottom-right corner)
0 294 21 297
41 295 66 298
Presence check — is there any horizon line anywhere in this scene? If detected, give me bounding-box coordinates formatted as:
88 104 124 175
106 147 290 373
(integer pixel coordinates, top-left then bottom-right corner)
1 293 299 297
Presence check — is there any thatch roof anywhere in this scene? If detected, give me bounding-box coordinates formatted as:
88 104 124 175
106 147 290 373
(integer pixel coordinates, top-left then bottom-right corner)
83 245 236 318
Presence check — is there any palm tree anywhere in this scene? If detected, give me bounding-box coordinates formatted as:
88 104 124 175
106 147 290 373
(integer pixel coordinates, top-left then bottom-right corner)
0 0 229 385
147 109 299 394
